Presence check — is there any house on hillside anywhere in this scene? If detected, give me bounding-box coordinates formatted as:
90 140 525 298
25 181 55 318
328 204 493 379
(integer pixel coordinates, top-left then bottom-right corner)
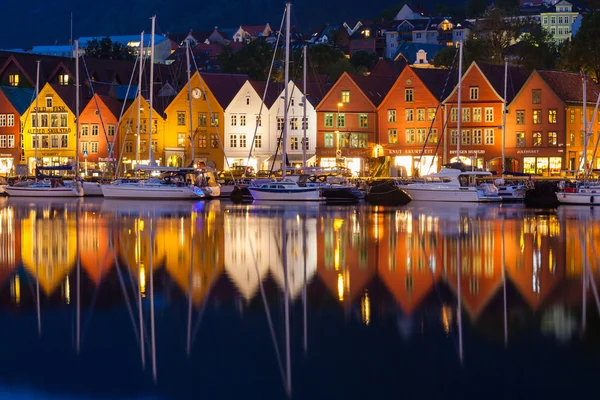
232 24 273 43
76 34 176 63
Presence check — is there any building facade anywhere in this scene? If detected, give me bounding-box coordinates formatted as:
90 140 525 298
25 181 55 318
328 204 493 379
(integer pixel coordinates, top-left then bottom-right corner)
540 0 581 44
0 86 34 174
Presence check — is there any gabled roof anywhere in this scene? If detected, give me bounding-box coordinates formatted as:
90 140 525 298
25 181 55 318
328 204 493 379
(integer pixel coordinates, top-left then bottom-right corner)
49 83 77 113
536 70 600 105
370 58 407 78
413 67 459 100
249 80 280 108
477 62 530 103
395 42 442 64
240 24 270 37
98 94 125 120
0 85 35 114
347 73 395 107
201 73 249 109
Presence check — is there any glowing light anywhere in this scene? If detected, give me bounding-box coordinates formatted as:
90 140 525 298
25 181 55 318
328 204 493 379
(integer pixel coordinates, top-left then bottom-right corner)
442 305 453 334
334 240 340 270
11 275 20 305
337 273 344 301
333 218 344 232
140 265 147 297
361 290 371 326
64 277 70 305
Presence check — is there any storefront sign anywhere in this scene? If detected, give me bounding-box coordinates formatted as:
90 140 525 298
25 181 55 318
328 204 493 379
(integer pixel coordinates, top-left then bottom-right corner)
27 128 72 134
388 148 435 155
0 154 11 157
41 152 60 156
449 149 486 154
516 149 540 154
33 106 68 112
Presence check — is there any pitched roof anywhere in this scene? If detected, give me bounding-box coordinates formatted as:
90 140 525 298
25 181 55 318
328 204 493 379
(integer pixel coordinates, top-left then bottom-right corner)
476 62 530 103
49 83 77 112
347 73 395 107
201 73 248 108
98 94 125 120
240 25 269 37
249 80 280 108
537 70 600 105
413 67 458 100
370 58 407 78
395 42 442 64
0 85 35 114
294 79 331 107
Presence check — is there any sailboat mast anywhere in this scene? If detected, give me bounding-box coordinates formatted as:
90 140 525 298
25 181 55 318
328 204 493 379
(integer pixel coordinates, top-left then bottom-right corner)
583 74 587 175
502 60 507 173
302 45 307 169
149 16 156 165
75 39 80 176
136 31 144 167
456 41 463 162
35 60 40 172
282 2 291 177
186 39 195 167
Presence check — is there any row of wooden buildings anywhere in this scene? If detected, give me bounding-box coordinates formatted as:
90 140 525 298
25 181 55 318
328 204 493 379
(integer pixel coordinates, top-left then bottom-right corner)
0 50 597 177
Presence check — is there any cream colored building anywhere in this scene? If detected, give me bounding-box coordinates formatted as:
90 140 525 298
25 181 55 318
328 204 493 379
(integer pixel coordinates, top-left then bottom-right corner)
540 0 582 44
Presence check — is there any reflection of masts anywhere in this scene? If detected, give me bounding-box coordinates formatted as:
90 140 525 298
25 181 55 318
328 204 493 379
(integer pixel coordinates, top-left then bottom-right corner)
302 217 307 354
149 216 157 382
582 219 587 331
76 205 81 354
136 222 145 369
187 215 195 356
283 215 291 396
502 216 507 347
35 215 41 336
457 225 463 364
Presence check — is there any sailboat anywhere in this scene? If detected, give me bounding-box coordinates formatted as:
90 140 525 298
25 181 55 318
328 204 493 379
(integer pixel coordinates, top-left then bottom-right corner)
556 74 600 205
248 9 322 202
398 41 502 203
4 55 84 197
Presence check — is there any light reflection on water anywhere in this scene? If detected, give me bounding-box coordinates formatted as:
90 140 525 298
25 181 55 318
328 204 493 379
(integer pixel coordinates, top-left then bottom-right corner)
0 197 598 399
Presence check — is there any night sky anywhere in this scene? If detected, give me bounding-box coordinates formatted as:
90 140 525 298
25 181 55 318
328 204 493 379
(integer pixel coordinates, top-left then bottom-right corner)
0 0 420 50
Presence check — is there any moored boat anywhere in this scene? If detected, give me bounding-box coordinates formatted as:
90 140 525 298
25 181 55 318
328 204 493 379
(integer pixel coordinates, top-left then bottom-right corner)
248 178 323 201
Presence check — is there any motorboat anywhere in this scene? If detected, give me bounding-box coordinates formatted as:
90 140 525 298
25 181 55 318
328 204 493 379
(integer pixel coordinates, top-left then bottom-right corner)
398 168 502 203
4 178 84 197
495 178 529 201
556 181 600 205
248 177 323 201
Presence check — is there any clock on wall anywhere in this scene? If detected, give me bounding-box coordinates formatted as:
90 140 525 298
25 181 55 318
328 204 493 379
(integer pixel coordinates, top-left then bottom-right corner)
192 88 202 99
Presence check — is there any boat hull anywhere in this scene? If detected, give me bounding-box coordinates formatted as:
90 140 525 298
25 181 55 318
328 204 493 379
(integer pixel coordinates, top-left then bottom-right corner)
557 191 600 205
248 187 323 201
4 186 83 197
401 186 501 202
101 184 206 199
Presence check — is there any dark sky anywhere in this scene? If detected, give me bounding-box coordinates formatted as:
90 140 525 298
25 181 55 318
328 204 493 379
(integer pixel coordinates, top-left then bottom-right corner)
0 0 411 49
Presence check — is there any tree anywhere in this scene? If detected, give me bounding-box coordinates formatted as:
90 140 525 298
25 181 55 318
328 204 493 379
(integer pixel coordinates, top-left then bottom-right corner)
84 37 135 60
559 12 600 82
507 25 559 71
218 40 279 81
465 0 487 18
350 51 379 71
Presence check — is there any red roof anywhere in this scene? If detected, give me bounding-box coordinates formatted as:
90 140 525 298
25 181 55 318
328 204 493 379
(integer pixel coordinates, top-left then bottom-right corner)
476 62 530 103
240 25 269 37
201 73 249 109
347 73 395 107
537 70 600 105
249 80 281 108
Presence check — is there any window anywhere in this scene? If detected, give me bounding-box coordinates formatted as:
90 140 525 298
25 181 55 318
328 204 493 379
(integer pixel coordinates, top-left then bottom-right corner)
31 114 38 128
417 128 427 143
302 117 308 130
60 135 67 148
473 129 482 145
551 16 556 24
177 133 185 147
231 114 237 126
405 88 414 102
198 134 207 148
240 135 247 148
290 117 298 130
81 142 89 153
544 16 549 24
416 108 425 121
81 125 89 136
532 89 541 104
91 124 99 136
428 108 436 121
107 125 115 136
46 97 53 108
450 129 458 145
59 74 69 85
405 129 416 144
533 131 542 147
50 114 58 127
59 114 67 127
256 115 262 127
462 107 470 122
484 129 494 145
430 129 438 144
569 130 575 146
450 107 458 122
32 135 39 148
230 134 237 148
277 117 284 131
469 107 480 123
324 113 334 127
559 16 563 24
548 109 557 124
290 136 299 150
0 115 5 126
0 136 5 148
91 142 99 153
8 74 19 86
177 112 186 126
125 141 132 153
485 107 494 122
359 114 368 128
8 135 14 147
7 114 14 127
388 128 398 144
246 97 250 105
210 134 219 148
388 109 396 123
198 113 207 127
51 134 59 148
470 87 479 100
341 90 350 103
516 132 526 147
533 109 542 124
324 132 334 147
548 131 558 146
290 98 295 107
580 130 585 146
210 113 219 127
337 113 346 127
462 129 471 145
405 109 414 122
240 115 246 126
40 114 48 127
255 135 262 148
302 137 309 150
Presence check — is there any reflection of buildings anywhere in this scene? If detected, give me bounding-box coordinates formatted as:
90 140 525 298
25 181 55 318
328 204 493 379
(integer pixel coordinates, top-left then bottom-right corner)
223 207 317 301
79 208 115 285
0 200 20 303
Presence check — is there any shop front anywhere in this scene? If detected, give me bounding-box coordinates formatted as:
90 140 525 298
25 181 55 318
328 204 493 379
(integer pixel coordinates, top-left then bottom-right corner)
387 148 439 177
511 149 564 177
318 148 364 176
0 153 14 175
448 149 488 170
27 154 74 175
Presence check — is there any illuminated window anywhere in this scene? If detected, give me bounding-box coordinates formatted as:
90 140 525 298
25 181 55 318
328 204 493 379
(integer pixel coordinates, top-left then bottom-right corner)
516 132 525 147
59 74 69 85
210 113 219 127
177 133 185 147
324 113 334 127
290 117 298 130
210 134 219 148
469 87 479 100
8 74 19 86
428 108 436 121
290 136 298 150
569 130 575 146
388 128 397 144
406 128 416 144
548 109 557 123
341 90 350 103
548 131 558 146
324 132 334 147
417 108 425 121
516 110 525 124
417 128 427 143
533 109 542 124
533 131 542 147
430 128 438 143
388 109 396 122
198 134 207 148
359 114 368 128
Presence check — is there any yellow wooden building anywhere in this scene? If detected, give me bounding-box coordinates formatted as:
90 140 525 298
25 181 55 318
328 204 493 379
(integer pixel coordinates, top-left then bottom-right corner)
164 72 248 170
21 83 78 174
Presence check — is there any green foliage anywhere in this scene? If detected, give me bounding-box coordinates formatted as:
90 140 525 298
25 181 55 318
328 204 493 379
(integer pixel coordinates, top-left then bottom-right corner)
559 12 600 82
508 25 559 71
84 37 135 60
218 40 277 81
350 51 379 70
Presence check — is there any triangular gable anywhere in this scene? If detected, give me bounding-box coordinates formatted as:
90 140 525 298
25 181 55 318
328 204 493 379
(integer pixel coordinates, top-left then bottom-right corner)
507 70 565 110
377 67 437 111
157 82 177 97
442 61 504 104
316 71 377 111
47 62 74 84
0 55 35 86
397 20 415 31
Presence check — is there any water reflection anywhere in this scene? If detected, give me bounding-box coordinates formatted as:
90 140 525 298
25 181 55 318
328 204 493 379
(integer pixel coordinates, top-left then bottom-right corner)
0 198 598 398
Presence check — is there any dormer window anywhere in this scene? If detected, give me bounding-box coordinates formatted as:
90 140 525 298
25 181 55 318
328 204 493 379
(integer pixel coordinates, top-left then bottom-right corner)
8 74 19 86
46 97 53 108
59 74 69 85
364 30 370 38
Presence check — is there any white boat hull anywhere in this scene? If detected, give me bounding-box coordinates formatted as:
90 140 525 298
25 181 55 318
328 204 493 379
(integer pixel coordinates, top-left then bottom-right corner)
401 186 502 202
101 183 207 199
497 185 528 201
248 187 323 201
82 181 104 196
556 191 600 205
4 185 84 197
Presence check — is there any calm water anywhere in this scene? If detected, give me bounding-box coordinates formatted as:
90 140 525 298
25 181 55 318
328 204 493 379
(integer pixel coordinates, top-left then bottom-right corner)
0 197 598 399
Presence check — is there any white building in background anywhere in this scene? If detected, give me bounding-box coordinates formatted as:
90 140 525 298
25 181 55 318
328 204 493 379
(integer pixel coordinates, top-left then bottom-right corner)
540 0 584 44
